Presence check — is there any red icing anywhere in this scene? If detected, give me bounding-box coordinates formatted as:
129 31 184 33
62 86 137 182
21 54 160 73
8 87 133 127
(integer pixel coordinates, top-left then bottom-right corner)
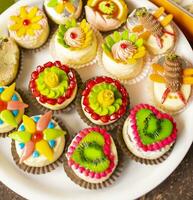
29 61 77 105
31 131 43 143
23 19 30 26
120 43 128 49
128 104 177 152
0 100 7 111
70 32 78 39
81 76 129 123
66 127 116 179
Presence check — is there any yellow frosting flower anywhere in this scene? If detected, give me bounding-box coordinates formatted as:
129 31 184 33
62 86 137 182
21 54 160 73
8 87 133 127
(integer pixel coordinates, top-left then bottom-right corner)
9 6 43 37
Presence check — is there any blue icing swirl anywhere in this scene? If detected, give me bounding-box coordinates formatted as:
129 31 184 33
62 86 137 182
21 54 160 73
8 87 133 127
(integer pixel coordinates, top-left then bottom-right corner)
33 151 40 158
19 124 25 131
48 122 55 129
33 116 40 122
0 88 4 94
49 140 56 148
19 143 25 149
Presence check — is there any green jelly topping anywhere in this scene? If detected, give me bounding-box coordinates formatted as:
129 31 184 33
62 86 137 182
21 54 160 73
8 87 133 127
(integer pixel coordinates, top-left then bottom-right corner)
9 131 31 143
98 1 115 15
136 109 173 145
57 19 77 48
102 30 144 55
43 128 65 140
71 131 110 173
88 83 122 116
36 66 69 99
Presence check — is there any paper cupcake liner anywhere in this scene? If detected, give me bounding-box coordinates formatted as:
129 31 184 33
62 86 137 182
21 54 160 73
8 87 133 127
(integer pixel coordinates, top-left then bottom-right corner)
75 79 130 131
147 56 193 115
49 27 103 69
29 70 83 114
11 116 70 174
23 23 58 54
0 89 30 138
117 125 174 165
63 133 124 189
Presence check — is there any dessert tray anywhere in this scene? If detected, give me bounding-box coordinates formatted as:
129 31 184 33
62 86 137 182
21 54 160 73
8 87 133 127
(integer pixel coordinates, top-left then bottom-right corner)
0 0 193 199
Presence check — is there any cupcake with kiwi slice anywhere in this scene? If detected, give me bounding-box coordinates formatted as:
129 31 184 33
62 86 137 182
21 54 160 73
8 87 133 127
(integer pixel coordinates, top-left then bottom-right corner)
76 76 130 131
64 127 122 188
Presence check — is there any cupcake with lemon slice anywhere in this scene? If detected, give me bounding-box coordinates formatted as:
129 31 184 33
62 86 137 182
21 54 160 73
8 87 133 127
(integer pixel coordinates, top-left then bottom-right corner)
29 61 78 111
85 0 128 32
50 18 98 67
8 6 50 49
101 30 147 81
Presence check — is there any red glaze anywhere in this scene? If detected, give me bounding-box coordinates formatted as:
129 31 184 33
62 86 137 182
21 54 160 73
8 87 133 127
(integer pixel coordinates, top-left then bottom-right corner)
70 32 78 39
29 61 77 106
120 43 128 49
31 131 43 143
23 19 30 26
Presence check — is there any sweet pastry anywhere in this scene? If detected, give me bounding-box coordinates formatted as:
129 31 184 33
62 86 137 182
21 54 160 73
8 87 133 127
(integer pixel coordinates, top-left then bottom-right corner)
50 19 98 66
79 76 129 126
44 0 82 24
66 127 118 184
29 61 78 111
127 7 175 55
122 104 177 161
0 83 28 134
85 0 128 32
9 111 66 167
149 53 193 113
0 37 20 86
102 30 146 80
8 6 50 49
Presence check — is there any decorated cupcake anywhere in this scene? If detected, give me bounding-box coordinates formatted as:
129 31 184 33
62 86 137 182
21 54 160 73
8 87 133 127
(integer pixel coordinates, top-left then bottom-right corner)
50 19 98 67
0 83 28 135
8 6 50 49
85 0 128 32
127 7 175 55
29 61 78 111
9 112 66 171
102 30 146 81
149 53 193 113
77 76 129 129
120 104 177 163
65 127 118 185
0 37 20 86
44 0 82 24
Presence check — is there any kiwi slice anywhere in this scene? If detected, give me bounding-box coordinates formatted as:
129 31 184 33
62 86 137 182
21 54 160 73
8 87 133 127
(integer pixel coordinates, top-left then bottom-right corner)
71 132 110 173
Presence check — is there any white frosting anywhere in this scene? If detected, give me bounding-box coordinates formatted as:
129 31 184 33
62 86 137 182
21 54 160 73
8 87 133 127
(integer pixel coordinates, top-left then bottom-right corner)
67 135 118 183
127 9 175 55
122 117 173 160
8 7 50 49
0 91 24 134
153 82 191 112
52 31 97 65
81 98 117 125
15 116 66 167
36 85 77 110
44 0 82 24
102 51 144 80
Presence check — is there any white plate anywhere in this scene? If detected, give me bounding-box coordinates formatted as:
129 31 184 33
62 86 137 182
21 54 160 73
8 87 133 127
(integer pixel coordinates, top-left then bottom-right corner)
0 0 193 199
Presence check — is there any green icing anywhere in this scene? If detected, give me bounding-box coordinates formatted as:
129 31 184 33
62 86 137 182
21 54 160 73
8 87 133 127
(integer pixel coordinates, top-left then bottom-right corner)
43 128 65 140
88 83 122 116
71 131 110 173
9 131 31 143
98 1 115 15
57 19 77 48
136 109 173 145
36 66 69 99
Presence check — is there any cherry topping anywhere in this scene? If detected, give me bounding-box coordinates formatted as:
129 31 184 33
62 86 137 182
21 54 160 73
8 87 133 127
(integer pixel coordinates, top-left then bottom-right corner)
120 43 128 49
23 19 30 26
0 101 7 111
31 131 43 143
70 32 78 39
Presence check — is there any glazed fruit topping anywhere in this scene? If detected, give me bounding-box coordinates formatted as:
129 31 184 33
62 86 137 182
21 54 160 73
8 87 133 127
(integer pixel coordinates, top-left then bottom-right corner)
23 19 31 26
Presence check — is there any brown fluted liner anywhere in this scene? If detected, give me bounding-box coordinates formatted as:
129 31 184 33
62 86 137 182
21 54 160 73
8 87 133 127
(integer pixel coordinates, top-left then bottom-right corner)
63 133 124 189
75 78 130 131
29 70 83 114
11 116 70 174
117 124 174 165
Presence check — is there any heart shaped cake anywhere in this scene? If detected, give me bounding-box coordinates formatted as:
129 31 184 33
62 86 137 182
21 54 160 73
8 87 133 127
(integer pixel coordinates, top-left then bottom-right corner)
66 127 118 183
122 104 177 160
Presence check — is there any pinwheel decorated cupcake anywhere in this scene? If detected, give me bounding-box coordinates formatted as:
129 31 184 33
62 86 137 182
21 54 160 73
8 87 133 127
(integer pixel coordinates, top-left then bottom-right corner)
102 30 146 81
85 0 128 32
0 83 28 135
50 19 98 67
44 0 82 24
8 6 50 49
9 111 66 169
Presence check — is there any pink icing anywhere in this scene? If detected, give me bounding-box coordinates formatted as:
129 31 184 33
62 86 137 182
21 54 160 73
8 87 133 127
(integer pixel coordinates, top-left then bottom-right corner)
128 104 177 152
66 127 116 179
